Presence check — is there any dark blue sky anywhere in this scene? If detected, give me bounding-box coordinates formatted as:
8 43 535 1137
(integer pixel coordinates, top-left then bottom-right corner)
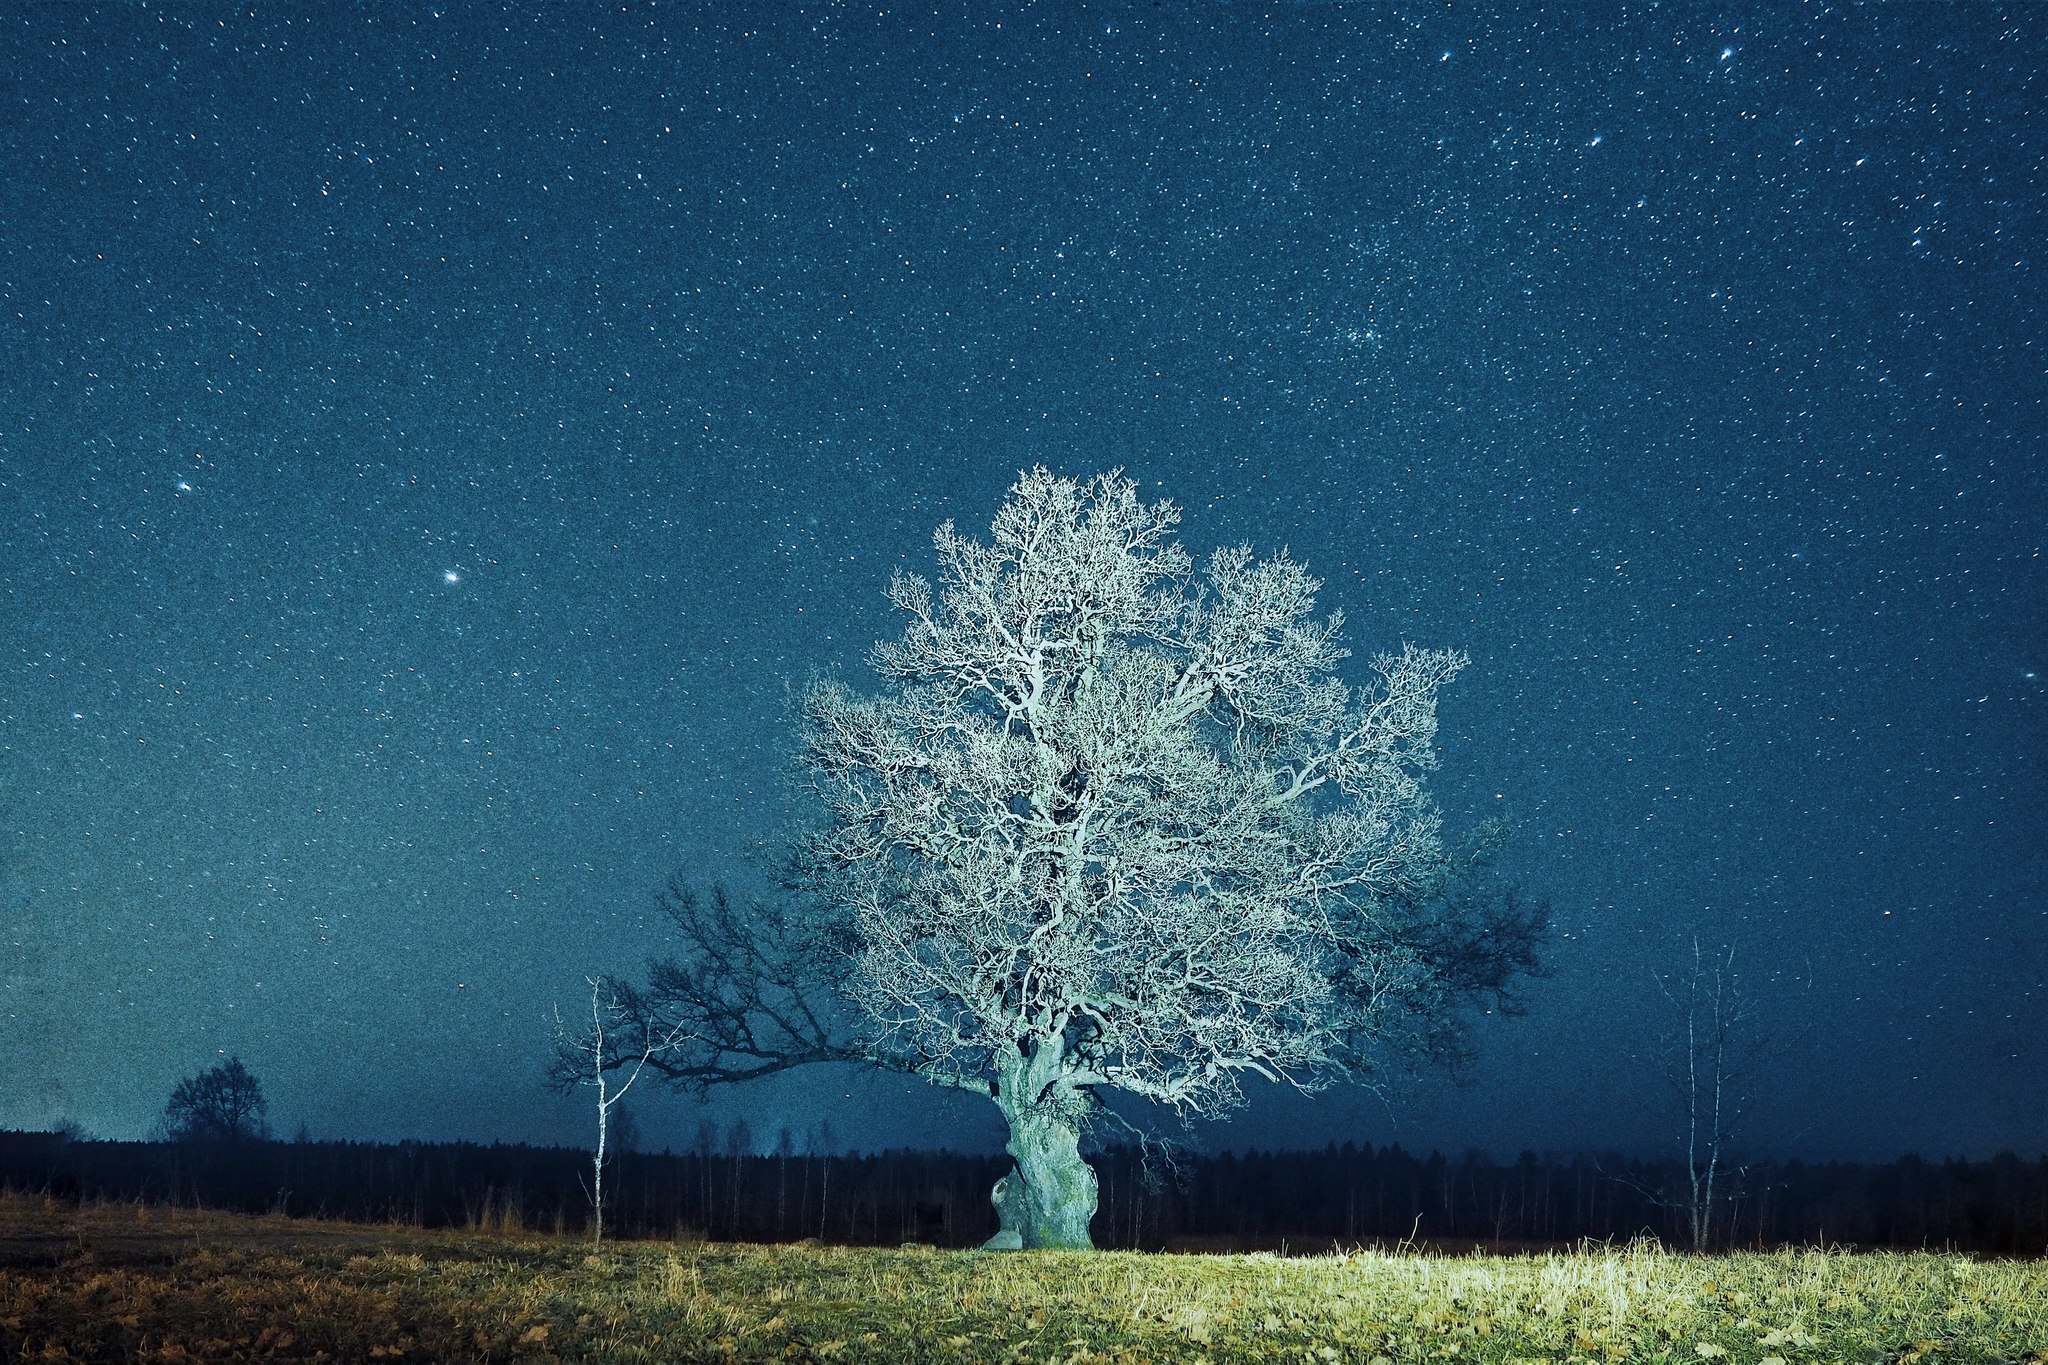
2 3 2041 1161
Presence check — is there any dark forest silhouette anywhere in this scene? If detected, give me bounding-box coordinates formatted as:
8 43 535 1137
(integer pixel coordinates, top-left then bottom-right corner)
4 1130 2042 1256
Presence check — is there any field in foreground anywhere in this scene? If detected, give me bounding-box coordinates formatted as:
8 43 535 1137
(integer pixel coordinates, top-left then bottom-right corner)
1 1195 2043 1364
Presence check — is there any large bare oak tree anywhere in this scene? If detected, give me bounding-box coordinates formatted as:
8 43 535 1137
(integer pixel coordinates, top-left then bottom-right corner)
614 469 1541 1248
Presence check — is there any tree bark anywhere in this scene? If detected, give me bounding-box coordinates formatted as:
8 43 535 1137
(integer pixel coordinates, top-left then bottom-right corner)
991 1105 1097 1249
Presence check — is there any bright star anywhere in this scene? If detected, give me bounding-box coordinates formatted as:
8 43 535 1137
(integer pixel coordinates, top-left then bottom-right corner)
443 570 461 585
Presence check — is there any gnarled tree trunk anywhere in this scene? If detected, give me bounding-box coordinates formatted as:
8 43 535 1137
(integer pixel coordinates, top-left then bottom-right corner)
986 1044 1097 1249
992 1106 1096 1249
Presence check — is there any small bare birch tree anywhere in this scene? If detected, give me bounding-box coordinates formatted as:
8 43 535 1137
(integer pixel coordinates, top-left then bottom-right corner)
614 469 1541 1248
1658 939 1760 1250
550 976 687 1244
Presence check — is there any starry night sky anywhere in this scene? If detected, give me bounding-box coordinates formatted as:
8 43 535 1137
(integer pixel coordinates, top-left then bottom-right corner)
2 4 2042 1162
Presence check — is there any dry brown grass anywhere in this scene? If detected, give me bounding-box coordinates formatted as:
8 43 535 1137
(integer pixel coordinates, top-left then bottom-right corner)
3 1193 2044 1363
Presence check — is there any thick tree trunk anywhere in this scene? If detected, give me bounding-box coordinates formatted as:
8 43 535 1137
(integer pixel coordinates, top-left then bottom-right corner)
989 1105 1097 1249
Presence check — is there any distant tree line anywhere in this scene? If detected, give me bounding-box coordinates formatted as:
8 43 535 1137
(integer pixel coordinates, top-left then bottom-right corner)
4 1130 2042 1256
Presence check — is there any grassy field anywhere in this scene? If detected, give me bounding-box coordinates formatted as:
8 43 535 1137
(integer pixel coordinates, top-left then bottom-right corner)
1 1194 2042 1363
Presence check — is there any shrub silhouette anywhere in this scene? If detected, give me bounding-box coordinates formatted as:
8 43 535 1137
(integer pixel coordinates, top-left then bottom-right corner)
159 1056 270 1143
